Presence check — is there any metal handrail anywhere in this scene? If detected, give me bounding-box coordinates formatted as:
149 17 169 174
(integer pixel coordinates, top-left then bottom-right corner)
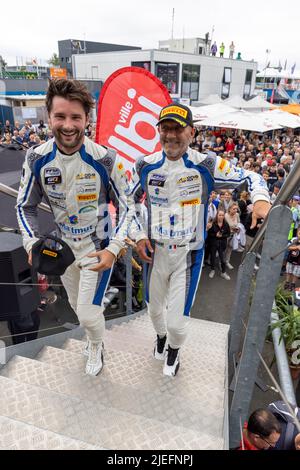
247 157 300 254
271 306 297 407
0 182 51 213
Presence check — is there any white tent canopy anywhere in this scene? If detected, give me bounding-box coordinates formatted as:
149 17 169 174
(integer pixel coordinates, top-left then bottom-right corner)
262 109 300 129
196 94 223 106
256 68 300 80
190 103 236 121
223 95 251 109
195 109 283 133
245 95 275 110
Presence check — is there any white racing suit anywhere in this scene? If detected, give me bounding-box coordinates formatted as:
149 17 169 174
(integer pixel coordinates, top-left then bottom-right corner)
131 148 270 349
16 137 133 343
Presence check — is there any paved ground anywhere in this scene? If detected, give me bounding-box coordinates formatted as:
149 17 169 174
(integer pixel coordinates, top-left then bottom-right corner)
0 145 297 416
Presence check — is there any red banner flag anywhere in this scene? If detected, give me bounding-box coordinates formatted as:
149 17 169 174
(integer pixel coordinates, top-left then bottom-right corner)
96 67 172 177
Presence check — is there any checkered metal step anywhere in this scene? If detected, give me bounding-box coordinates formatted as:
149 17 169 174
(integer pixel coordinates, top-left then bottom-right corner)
0 415 100 450
0 313 228 449
1 354 224 437
0 375 222 450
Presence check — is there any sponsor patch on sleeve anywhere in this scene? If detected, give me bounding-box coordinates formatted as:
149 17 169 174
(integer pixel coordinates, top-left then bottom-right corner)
218 159 228 172
180 198 200 207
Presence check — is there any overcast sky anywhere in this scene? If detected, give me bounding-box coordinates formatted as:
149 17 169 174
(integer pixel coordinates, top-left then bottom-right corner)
1 0 299 71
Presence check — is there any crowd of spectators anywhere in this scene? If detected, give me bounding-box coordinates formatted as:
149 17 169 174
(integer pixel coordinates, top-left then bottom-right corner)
193 127 300 284
0 119 97 148
0 119 52 148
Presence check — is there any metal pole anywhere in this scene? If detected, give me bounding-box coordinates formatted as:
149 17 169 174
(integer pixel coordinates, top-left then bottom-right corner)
171 8 175 40
142 261 147 309
263 49 270 89
271 308 297 407
230 205 292 448
210 25 215 52
228 251 256 379
126 246 133 316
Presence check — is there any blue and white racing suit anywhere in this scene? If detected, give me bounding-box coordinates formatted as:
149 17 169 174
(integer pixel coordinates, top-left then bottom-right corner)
131 148 270 349
16 137 132 343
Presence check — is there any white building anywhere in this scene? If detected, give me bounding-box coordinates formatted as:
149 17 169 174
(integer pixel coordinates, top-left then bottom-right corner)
159 37 211 56
72 49 257 104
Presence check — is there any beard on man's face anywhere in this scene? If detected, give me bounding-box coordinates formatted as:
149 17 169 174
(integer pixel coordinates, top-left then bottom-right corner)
52 127 85 149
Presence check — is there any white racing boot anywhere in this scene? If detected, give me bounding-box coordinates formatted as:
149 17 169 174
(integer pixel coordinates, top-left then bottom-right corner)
85 342 104 376
163 346 180 377
153 335 167 360
83 339 91 357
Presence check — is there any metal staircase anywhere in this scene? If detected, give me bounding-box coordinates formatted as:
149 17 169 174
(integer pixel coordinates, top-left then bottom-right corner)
0 313 228 450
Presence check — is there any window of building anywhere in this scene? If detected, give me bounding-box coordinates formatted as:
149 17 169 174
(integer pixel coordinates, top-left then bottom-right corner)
244 69 253 99
155 62 179 94
221 67 232 98
131 61 151 71
181 64 200 101
223 67 232 84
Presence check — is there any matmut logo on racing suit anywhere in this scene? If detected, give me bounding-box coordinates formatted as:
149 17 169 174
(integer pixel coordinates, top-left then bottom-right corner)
58 222 94 236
